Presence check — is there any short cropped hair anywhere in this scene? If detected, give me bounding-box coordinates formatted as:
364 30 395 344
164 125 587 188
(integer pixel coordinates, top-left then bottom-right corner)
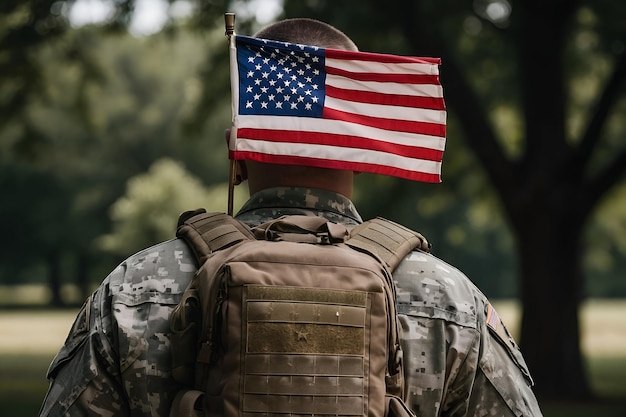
254 18 358 51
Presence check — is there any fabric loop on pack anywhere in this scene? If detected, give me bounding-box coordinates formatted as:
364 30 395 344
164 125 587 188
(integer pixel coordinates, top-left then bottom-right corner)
169 389 204 417
252 215 349 244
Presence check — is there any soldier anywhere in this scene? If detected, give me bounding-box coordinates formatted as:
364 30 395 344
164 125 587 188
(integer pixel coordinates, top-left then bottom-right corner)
38 18 543 417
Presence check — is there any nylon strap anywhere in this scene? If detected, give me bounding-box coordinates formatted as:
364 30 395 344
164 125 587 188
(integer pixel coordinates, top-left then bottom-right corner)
168 389 204 417
347 217 430 272
176 209 255 263
177 210 429 272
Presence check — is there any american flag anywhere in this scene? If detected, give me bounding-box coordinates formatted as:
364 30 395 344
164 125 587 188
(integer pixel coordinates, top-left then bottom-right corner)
228 35 446 182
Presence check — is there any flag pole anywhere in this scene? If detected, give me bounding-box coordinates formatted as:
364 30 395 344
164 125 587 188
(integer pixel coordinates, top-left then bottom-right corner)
225 12 236 215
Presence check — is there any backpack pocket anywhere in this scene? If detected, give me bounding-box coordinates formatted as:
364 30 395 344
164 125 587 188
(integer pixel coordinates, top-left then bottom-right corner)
171 288 200 386
385 395 416 417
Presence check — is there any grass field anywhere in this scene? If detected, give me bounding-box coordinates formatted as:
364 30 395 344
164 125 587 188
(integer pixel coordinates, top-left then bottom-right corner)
1 299 626 416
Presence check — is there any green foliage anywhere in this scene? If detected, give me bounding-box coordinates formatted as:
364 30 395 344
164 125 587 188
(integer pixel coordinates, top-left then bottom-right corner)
585 183 626 296
0 0 67 129
0 163 73 284
0 20 232 294
0 0 624 312
98 158 246 255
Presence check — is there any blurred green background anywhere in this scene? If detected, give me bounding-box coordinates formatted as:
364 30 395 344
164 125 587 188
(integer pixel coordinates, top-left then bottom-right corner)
1 0 626 415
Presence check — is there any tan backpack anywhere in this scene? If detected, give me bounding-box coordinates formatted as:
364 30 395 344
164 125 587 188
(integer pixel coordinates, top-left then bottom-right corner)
169 210 429 417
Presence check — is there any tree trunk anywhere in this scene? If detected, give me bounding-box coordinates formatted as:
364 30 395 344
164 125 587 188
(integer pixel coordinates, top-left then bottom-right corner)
76 252 91 301
516 211 592 400
512 0 594 400
47 251 63 307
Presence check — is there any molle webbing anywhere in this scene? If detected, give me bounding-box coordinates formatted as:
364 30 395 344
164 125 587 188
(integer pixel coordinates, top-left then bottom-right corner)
177 211 429 272
347 217 430 272
171 210 425 417
176 209 255 262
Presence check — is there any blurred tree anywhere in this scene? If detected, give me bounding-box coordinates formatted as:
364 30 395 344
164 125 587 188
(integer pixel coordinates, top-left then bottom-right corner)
282 0 626 401
0 0 67 133
0 6 230 303
0 164 73 305
98 158 247 255
585 184 626 296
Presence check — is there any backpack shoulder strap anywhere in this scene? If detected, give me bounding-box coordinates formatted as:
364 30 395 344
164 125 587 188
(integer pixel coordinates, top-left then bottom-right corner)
176 209 255 263
347 217 430 272
176 210 429 271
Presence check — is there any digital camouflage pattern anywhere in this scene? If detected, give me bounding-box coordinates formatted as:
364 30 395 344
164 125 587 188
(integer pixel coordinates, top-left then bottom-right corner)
39 187 542 417
235 186 363 227
38 237 197 417
394 251 540 416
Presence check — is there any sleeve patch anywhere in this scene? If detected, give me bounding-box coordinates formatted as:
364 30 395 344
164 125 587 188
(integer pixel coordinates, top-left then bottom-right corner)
486 303 500 331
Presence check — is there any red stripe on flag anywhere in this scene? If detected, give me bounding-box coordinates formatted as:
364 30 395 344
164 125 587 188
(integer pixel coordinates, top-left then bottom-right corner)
326 85 446 110
322 107 446 137
230 151 442 183
326 66 440 84
326 48 442 65
236 128 444 161
486 304 500 330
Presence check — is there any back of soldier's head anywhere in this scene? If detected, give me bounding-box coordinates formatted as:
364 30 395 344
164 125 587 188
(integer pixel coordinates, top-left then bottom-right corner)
254 18 358 52
242 18 358 197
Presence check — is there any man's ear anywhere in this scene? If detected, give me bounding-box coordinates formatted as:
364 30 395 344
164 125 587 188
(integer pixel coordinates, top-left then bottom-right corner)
234 160 248 185
224 128 231 146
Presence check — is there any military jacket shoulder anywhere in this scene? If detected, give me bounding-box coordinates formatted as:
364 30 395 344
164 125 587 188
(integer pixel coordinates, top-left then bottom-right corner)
40 202 542 417
393 250 541 417
394 250 482 328
108 238 197 304
107 238 198 413
40 238 198 417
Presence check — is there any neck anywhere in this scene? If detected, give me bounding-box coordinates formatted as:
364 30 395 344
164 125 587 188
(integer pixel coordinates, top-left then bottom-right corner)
246 162 354 198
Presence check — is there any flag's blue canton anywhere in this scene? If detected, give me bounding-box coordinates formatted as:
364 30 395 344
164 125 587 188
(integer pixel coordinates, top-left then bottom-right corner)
237 36 327 118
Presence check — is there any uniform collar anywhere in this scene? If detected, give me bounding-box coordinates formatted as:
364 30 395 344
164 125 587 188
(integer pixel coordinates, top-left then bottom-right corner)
235 187 363 226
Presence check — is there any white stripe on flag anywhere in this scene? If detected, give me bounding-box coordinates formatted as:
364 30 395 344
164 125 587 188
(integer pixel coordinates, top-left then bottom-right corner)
236 115 446 150
326 58 439 75
235 139 443 174
324 96 447 124
326 74 444 98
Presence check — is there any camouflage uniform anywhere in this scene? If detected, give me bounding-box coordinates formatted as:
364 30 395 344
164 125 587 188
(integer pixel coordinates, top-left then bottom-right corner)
39 187 542 417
